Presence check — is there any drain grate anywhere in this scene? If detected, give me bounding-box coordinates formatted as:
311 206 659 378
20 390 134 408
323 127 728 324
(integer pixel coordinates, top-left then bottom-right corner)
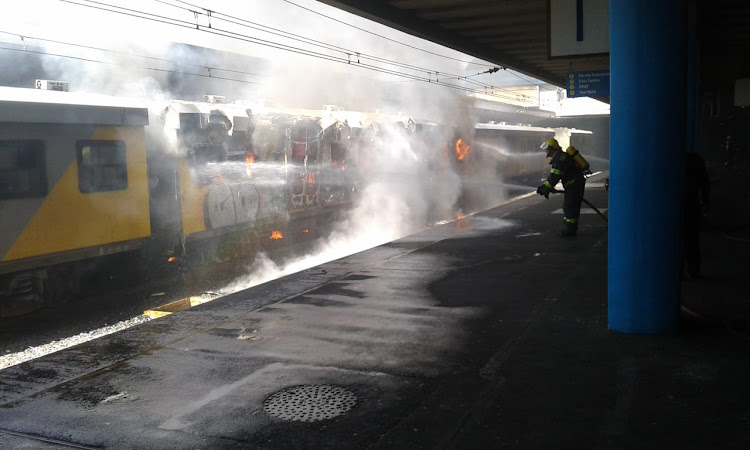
263 384 358 422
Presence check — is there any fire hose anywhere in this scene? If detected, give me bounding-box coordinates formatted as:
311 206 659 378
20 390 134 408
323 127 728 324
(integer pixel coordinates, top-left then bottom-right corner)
550 189 608 223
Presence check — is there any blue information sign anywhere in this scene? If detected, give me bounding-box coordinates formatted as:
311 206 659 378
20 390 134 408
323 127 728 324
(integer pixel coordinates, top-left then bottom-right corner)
567 71 610 98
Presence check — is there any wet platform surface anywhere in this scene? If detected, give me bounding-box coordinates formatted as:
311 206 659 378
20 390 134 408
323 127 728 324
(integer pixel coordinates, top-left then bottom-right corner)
1 173 748 449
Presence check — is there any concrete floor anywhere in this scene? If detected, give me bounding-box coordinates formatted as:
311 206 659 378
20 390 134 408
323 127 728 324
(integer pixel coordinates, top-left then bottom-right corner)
1 176 748 449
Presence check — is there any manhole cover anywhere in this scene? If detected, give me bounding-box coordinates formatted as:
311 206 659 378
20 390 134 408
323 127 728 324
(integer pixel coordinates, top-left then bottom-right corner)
263 384 358 422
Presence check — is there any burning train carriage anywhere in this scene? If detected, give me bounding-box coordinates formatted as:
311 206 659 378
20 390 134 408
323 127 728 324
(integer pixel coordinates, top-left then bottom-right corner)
467 123 555 184
153 98 359 264
329 108 422 177
0 87 360 317
0 82 595 317
410 121 596 213
331 109 469 222
254 106 355 209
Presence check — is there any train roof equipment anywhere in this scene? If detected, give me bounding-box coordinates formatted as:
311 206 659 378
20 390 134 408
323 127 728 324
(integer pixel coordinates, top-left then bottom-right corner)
474 121 593 135
0 86 149 126
326 108 417 132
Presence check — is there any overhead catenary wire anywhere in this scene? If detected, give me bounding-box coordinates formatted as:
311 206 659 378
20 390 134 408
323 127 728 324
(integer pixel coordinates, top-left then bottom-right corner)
73 0 530 101
276 0 499 70
56 0 535 103
0 44 263 86
66 0 526 101
0 30 266 79
274 0 550 91
504 69 557 91
155 0 520 96
57 0 372 67
0 29 508 101
438 67 537 102
160 0 540 100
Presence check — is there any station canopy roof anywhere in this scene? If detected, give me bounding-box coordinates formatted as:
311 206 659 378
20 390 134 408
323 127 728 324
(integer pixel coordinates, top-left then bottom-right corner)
314 0 750 91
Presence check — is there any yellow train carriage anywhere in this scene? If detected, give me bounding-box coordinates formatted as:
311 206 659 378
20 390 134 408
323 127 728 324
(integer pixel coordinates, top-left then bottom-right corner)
0 86 150 315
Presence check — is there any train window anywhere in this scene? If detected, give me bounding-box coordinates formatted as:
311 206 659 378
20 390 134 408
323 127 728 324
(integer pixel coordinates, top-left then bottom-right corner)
0 140 47 199
76 140 128 193
192 144 227 164
179 112 202 129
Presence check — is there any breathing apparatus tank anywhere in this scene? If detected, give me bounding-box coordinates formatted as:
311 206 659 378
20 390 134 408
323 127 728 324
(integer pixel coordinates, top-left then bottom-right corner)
566 146 591 174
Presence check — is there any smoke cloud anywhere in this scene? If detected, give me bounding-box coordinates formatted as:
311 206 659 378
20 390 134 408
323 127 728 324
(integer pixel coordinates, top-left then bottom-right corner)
4 0 535 295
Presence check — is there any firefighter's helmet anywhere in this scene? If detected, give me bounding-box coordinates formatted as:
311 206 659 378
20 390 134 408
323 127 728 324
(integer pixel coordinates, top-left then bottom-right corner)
540 138 561 151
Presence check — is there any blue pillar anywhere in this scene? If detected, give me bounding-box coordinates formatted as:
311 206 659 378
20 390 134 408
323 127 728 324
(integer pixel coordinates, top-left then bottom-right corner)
608 0 688 334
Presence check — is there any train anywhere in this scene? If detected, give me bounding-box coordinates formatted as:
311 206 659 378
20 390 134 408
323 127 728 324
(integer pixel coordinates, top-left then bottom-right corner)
0 82 595 317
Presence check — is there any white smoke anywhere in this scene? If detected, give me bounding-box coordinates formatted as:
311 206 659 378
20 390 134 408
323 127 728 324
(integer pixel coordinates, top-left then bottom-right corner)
5 0 522 295
3 0 519 110
221 114 465 295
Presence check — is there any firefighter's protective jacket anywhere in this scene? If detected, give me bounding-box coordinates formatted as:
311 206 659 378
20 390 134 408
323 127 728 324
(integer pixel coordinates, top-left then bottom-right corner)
542 149 585 191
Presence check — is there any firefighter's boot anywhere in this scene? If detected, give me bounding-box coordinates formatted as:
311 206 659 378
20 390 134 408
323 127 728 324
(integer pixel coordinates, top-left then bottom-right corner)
557 220 577 237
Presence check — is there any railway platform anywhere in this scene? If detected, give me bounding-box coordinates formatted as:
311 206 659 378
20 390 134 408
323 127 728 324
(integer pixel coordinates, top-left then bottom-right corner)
1 172 749 449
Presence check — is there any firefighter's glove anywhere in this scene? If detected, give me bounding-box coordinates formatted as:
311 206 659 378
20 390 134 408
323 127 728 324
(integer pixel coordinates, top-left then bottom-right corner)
536 184 550 199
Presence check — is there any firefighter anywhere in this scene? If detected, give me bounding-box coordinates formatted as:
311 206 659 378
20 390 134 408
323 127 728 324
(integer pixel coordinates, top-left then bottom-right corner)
536 138 586 236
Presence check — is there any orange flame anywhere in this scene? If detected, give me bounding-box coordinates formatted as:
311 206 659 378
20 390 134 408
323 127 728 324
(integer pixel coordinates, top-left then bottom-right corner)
456 215 469 229
270 231 283 240
303 229 309 233
167 256 178 263
455 138 470 161
245 151 254 179
456 216 470 229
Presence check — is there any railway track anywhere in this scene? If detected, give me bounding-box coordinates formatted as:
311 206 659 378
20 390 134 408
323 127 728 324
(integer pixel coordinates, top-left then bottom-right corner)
0 238 321 368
